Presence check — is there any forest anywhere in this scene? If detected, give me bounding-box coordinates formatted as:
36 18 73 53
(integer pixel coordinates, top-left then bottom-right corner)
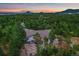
0 13 79 56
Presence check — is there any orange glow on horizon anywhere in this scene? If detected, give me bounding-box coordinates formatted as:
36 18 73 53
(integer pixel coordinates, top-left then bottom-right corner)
31 9 62 13
0 8 62 13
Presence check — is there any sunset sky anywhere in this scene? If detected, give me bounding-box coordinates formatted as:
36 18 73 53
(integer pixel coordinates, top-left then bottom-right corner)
0 3 79 13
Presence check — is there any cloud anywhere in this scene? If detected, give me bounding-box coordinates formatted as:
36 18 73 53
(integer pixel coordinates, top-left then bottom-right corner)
0 8 25 12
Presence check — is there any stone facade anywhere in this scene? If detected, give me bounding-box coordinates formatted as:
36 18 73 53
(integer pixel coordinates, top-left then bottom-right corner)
20 44 37 56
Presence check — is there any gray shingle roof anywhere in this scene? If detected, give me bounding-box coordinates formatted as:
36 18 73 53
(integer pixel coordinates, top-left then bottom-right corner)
24 29 51 38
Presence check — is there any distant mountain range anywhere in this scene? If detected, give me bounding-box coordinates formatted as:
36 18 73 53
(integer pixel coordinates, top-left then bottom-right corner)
55 9 79 14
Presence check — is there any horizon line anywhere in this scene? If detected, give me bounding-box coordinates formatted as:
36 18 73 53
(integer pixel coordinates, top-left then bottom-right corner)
0 8 63 13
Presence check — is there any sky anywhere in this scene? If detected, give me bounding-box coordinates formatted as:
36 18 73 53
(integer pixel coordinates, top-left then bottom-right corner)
0 3 79 13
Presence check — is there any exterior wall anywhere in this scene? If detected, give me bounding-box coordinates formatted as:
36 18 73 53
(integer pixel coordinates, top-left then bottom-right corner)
71 37 79 45
20 44 37 56
58 41 69 49
53 38 69 49
53 38 59 48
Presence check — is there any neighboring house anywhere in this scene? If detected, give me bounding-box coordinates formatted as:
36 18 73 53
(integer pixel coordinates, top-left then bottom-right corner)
70 37 79 55
58 40 69 49
53 38 59 48
53 38 69 49
71 37 79 45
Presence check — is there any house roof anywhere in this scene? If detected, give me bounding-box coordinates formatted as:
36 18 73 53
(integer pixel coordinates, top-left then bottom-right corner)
21 22 51 38
24 29 51 38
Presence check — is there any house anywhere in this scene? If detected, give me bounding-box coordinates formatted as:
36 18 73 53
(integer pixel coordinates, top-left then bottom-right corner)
53 38 69 49
71 37 79 45
20 22 51 56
